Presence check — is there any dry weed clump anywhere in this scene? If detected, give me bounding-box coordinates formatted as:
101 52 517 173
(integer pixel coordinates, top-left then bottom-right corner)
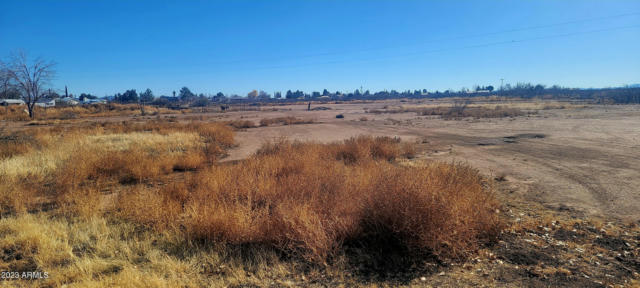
117 136 501 262
0 121 234 217
368 105 528 119
259 116 314 127
0 104 178 121
0 132 37 159
227 120 257 129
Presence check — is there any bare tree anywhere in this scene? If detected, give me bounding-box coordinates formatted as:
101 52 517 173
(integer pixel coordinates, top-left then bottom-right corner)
0 60 12 99
5 52 56 118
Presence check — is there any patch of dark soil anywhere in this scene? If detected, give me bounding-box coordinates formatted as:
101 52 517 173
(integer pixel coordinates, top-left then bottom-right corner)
594 235 632 251
311 106 331 111
532 272 606 288
343 227 440 282
615 255 640 273
3 247 38 272
496 236 559 266
516 133 546 139
494 263 605 288
553 228 585 241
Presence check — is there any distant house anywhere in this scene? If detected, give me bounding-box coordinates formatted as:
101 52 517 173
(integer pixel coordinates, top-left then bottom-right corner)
158 96 179 102
0 99 26 106
56 97 79 106
35 99 56 108
82 98 106 105
468 90 491 94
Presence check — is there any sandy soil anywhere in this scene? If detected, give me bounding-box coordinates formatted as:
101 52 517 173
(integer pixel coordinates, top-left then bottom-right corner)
215 101 640 221
4 100 638 220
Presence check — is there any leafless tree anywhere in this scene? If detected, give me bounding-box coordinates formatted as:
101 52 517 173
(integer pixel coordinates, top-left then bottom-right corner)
0 60 11 98
4 51 56 118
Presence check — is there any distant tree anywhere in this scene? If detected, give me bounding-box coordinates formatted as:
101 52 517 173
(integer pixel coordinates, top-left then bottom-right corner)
258 90 270 99
285 90 294 99
322 89 330 96
274 91 282 99
486 86 494 92
152 97 170 106
115 89 138 103
354 89 361 97
247 90 258 99
179 87 195 101
216 92 224 98
311 91 320 98
140 88 154 103
0 64 21 99
293 90 304 99
192 95 210 107
3 52 56 118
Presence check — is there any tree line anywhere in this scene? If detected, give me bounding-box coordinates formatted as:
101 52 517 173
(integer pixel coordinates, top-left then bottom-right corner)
3 52 639 119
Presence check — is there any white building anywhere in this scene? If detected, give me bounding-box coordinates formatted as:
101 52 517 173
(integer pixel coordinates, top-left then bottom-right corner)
35 99 56 107
0 99 26 106
56 97 79 106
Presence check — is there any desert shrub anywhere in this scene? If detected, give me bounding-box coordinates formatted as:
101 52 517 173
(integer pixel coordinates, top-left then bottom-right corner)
259 117 313 127
116 185 183 230
116 136 501 262
359 117 368 121
0 178 37 215
368 105 527 119
227 120 256 129
0 132 37 159
333 136 405 164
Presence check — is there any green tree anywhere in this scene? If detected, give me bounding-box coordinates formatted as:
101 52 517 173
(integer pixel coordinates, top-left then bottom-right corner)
179 87 195 101
140 88 154 103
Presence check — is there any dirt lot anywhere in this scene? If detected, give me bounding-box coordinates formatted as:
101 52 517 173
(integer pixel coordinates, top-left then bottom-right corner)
2 100 639 286
210 100 640 222
5 100 637 221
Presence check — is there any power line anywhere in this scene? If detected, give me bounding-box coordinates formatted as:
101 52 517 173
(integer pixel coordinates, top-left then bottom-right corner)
246 24 640 71
209 11 640 66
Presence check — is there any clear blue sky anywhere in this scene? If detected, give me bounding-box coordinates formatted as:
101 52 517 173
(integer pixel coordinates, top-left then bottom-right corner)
1 0 639 97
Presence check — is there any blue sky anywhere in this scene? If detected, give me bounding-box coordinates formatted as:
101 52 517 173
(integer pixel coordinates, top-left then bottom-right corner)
1 0 639 97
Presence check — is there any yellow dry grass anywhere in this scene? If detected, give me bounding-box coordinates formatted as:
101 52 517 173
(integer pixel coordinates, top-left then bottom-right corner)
0 120 503 287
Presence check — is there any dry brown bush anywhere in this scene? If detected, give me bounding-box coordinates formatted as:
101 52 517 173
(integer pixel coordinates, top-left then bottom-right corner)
227 120 256 129
259 116 314 127
0 132 37 159
368 105 527 119
2 119 500 269
0 104 179 121
116 136 501 262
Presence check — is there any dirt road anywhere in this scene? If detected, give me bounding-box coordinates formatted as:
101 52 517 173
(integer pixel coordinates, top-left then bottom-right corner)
223 102 640 220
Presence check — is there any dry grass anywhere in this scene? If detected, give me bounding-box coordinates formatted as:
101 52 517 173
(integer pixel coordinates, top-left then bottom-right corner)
0 104 178 121
368 104 528 119
226 120 257 129
116 136 501 262
0 119 503 286
259 116 314 127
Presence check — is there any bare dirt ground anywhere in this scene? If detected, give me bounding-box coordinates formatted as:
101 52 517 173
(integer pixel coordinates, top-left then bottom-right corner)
3 100 639 286
6 100 636 220
211 101 640 222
